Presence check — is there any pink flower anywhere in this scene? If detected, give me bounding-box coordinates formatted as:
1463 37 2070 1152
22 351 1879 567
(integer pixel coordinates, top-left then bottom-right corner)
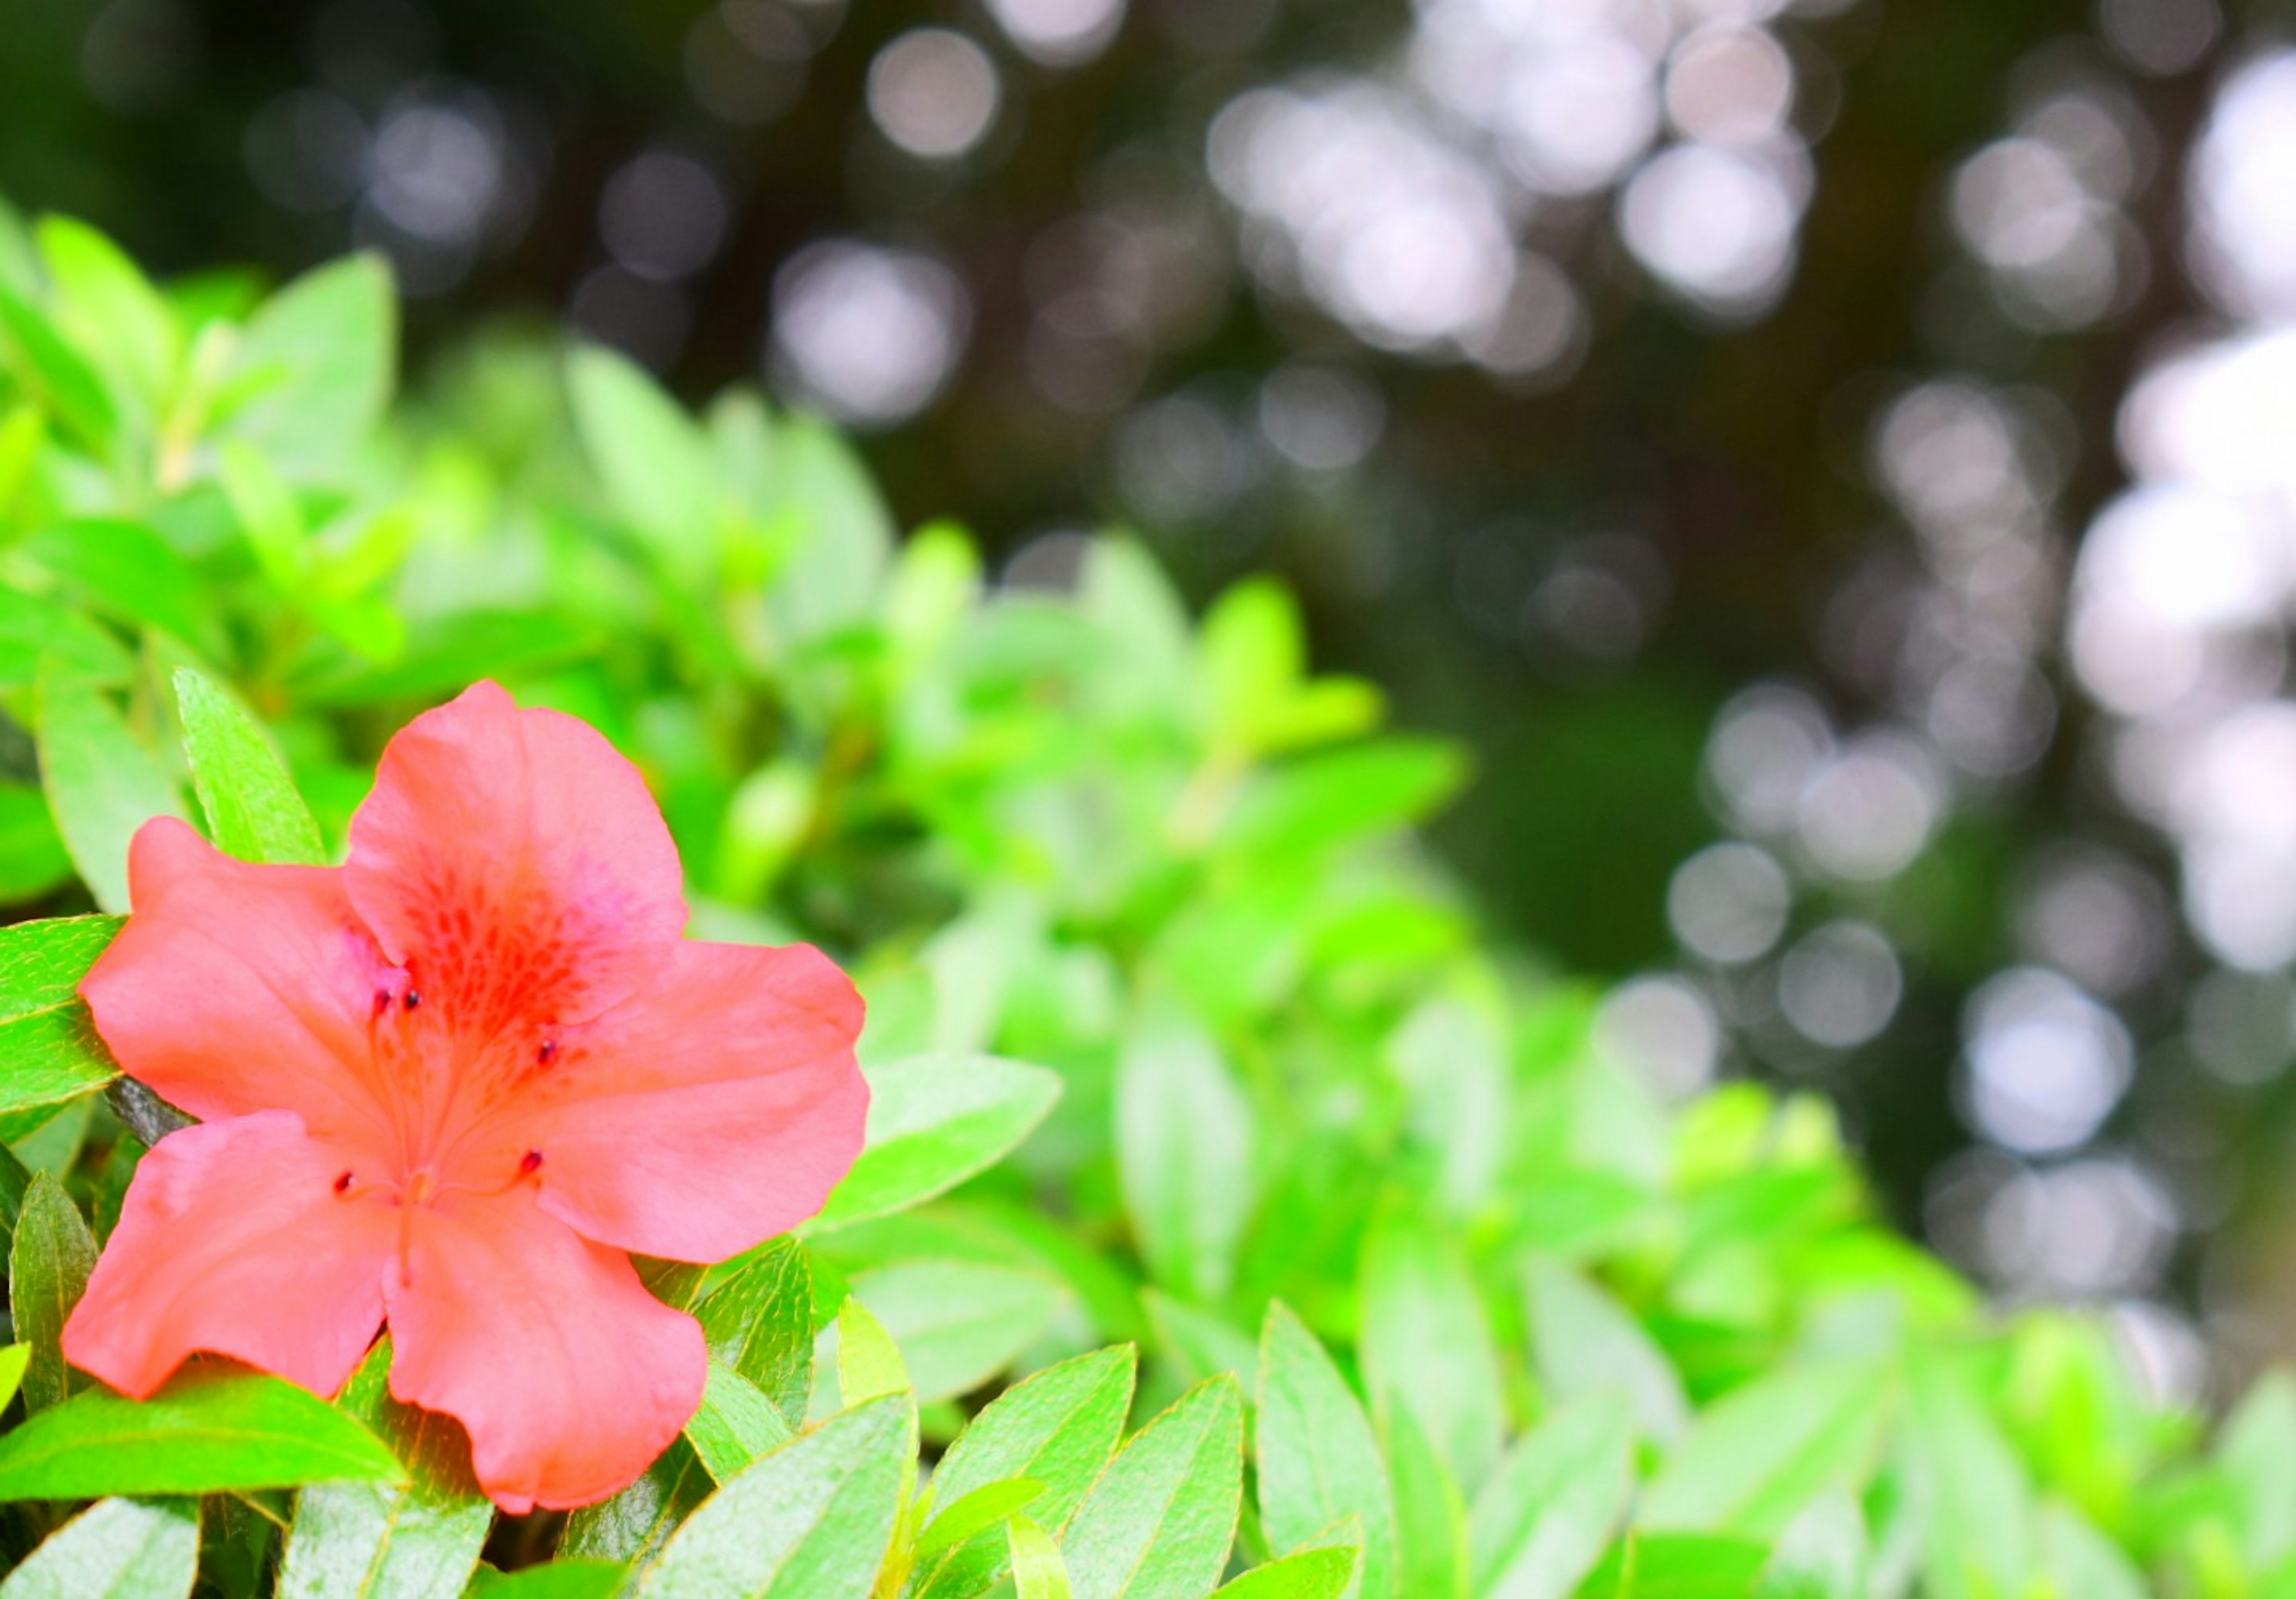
63 682 868 1512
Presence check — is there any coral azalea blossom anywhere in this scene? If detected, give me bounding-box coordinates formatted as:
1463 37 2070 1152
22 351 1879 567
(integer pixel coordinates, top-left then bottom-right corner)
63 682 868 1512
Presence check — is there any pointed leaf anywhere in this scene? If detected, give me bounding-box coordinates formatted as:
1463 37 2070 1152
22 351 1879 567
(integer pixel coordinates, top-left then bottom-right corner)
1116 1005 1254 1301
1010 1514 1075 1599
0 916 123 1137
0 1496 198 1599
1525 1257 1687 1445
1468 1395 1635 1599
1359 1197 1504 1491
1385 1403 1467 1599
277 1339 491 1599
0 588 133 691
844 1258 1065 1405
1257 1302 1396 1598
694 1235 813 1429
915 1478 1045 1561
226 254 394 476
685 1361 794 1483
36 669 185 914
567 344 718 582
1213 1549 1360 1599
814 1053 1061 1229
636 1394 910 1598
173 667 324 866
1638 1361 1891 1538
8 1171 96 1412
0 1368 405 1499
1062 1377 1246 1599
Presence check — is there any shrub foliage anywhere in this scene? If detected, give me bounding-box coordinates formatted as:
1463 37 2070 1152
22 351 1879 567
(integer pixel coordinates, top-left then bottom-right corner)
0 205 2287 1597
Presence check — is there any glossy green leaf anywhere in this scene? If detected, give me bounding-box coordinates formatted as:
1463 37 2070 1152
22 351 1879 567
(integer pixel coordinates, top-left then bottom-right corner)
914 1478 1045 1560
1385 1403 1468 1599
814 1052 1061 1229
1359 1196 1505 1491
277 1340 492 1599
836 1293 912 1412
1257 1301 1396 1598
686 1361 795 1483
1639 1359 1891 1539
1212 1549 1360 1599
8 1171 96 1413
567 343 718 582
843 1258 1065 1405
0 1496 199 1599
0 916 123 1137
463 1561 628 1597
0 1367 405 1500
635 1394 910 1598
1468 1395 1635 1599
36 669 186 914
174 667 325 865
226 253 394 475
0 588 133 691
693 1235 813 1430
1571 1533 1771 1598
0 281 116 453
1116 1003 1254 1301
1525 1257 1688 1445
0 1342 31 1411
1009 1514 1074 1599
914 1345 1135 1599
1061 1376 1245 1599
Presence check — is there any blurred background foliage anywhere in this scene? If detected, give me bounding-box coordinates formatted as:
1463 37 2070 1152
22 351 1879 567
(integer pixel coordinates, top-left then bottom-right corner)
3 0 2296 1386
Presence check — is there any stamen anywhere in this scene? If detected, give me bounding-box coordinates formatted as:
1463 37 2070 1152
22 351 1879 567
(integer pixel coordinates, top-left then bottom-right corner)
372 989 392 1016
536 1039 559 1066
334 1171 355 1194
404 990 424 1011
519 1149 545 1176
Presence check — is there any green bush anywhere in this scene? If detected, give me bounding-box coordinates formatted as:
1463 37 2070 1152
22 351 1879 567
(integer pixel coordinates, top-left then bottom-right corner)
0 201 2287 1598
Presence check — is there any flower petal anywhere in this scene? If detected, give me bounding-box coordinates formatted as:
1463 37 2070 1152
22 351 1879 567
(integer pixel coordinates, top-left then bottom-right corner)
344 681 687 1039
80 819 398 1151
466 941 867 1263
384 1191 705 1512
63 1112 395 1400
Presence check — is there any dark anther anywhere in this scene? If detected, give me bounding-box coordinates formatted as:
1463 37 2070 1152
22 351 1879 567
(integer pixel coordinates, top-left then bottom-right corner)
372 990 391 1016
518 1150 544 1176
404 990 424 1011
334 1171 354 1194
537 1039 559 1066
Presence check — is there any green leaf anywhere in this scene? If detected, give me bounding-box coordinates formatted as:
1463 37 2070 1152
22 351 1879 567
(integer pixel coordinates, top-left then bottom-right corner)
1754 1491 1868 1599
759 412 895 646
567 343 719 583
22 521 214 657
0 281 117 454
2220 1368 2296 1567
218 438 309 588
0 1496 199 1599
36 216 180 413
914 1346 1135 1598
1144 1291 1259 1393
0 784 75 904
8 1171 96 1413
1904 1359 2032 1599
1009 1514 1076 1599
0 916 124 1138
1199 577 1303 751
842 1258 1065 1405
836 1293 913 1412
172 667 325 865
1571 1533 1771 1598
0 1342 30 1411
463 1561 628 1597
0 588 133 691
36 668 187 913
557 1444 709 1569
1385 1403 1468 1599
1061 1376 1246 1599
1525 1258 1689 1445
1638 1360 1891 1539
2034 1501 2146 1599
1257 1302 1397 1598
1222 740 1466 861
1212 1549 1361 1599
226 254 395 476
0 1367 405 1499
693 1235 814 1430
277 1339 492 1599
686 1361 795 1483
1116 1003 1255 1301
634 1394 911 1598
813 1052 1062 1229
1468 1395 1636 1599
915 1478 1045 1560
1358 1195 1505 1491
